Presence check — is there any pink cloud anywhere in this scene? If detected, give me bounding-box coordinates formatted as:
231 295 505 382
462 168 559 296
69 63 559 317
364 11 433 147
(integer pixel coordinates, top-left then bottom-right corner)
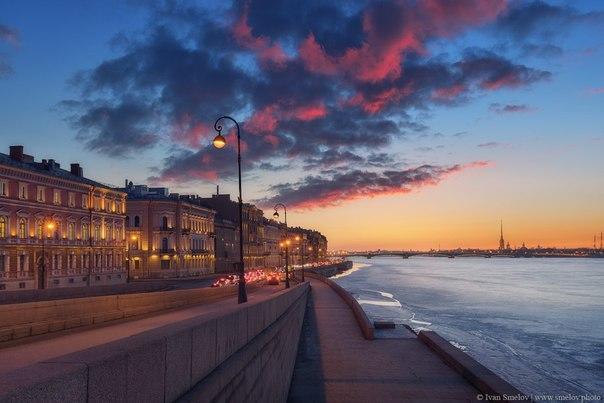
299 0 507 83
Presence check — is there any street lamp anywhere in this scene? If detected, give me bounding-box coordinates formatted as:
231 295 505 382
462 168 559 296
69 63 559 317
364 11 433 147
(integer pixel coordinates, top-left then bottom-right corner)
212 116 247 304
273 203 290 288
39 220 55 290
127 234 138 282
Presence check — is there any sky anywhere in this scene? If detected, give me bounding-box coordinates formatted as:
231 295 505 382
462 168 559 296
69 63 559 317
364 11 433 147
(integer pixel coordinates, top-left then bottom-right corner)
0 0 603 250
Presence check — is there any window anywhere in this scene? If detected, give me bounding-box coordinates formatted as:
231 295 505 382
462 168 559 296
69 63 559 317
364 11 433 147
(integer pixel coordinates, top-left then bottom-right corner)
19 183 28 200
82 223 89 240
162 216 168 229
134 216 140 227
82 194 89 209
36 222 43 239
0 180 8 197
125 216 130 227
161 259 170 270
18 218 27 239
0 255 5 271
68 192 75 207
37 187 45 202
0 217 6 238
68 223 75 240
53 189 61 205
162 237 169 251
94 225 101 241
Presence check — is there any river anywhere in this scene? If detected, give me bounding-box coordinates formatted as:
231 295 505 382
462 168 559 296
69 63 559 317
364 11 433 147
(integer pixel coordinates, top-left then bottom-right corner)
332 256 604 397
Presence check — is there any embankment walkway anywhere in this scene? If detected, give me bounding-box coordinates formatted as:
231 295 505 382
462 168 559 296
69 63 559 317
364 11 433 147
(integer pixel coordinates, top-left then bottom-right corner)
289 278 479 402
0 284 281 376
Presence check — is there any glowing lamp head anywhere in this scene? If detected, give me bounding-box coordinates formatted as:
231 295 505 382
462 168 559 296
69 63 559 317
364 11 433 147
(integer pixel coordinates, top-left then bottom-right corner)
279 242 284 248
286 239 291 246
273 211 279 219
295 236 300 241
131 235 138 241
212 133 227 149
46 222 55 230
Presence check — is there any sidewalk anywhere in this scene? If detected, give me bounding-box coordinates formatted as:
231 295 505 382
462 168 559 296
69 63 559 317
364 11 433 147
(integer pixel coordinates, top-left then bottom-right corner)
0 284 281 376
289 279 479 402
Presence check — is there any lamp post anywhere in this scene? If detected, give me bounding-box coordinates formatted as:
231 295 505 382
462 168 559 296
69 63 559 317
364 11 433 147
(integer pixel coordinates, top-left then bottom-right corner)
39 219 55 290
273 203 289 288
127 234 137 283
212 116 247 304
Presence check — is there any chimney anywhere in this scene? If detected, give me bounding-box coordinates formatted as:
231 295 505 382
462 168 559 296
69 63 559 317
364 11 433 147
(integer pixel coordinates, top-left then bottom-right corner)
125 179 129 187
70 163 83 177
216 185 219 195
9 145 24 162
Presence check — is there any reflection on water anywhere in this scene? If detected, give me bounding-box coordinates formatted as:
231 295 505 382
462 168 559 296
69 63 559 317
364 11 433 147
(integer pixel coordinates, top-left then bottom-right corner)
333 256 604 397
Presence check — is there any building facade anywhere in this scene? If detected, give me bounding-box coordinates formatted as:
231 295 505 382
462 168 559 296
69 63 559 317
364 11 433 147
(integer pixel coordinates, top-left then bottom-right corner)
198 194 266 269
214 217 239 273
262 218 284 268
0 146 127 291
121 184 216 279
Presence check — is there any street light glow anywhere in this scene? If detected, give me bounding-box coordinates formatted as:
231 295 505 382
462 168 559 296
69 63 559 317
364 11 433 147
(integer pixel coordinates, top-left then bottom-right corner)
212 133 227 149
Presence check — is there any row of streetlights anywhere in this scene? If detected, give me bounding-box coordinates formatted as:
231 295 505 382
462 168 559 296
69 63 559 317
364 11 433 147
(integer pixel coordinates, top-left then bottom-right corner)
212 116 315 304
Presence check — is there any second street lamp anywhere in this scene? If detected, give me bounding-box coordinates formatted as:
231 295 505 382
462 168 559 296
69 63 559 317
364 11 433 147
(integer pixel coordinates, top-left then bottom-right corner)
212 116 247 304
39 219 55 290
273 203 290 288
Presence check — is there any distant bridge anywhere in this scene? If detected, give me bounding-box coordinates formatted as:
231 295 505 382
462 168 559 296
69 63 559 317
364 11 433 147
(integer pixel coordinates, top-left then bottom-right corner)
337 251 495 259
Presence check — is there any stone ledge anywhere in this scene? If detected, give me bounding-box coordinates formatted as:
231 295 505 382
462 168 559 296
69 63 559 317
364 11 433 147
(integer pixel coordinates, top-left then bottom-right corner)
418 330 527 399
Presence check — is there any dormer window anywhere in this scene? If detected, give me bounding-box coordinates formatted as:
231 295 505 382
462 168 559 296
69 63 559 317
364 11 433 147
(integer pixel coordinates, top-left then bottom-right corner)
0 180 9 197
53 189 61 205
37 186 45 202
19 183 28 200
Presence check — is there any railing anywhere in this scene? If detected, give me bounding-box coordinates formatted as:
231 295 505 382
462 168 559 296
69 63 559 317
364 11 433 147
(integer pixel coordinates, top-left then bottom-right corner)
0 271 34 280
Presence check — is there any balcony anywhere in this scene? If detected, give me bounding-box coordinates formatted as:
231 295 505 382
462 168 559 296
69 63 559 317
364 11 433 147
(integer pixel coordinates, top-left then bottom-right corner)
159 248 177 254
0 271 33 280
191 249 210 254
156 226 174 233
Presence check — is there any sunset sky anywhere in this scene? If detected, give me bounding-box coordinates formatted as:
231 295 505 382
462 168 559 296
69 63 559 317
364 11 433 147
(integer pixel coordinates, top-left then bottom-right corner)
1 0 603 250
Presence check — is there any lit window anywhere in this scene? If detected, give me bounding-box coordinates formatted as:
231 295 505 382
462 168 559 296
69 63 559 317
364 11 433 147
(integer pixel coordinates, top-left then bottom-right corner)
18 218 27 239
68 223 75 240
0 216 6 238
82 194 89 209
82 223 89 240
53 190 61 205
37 187 45 202
19 183 28 200
68 192 75 207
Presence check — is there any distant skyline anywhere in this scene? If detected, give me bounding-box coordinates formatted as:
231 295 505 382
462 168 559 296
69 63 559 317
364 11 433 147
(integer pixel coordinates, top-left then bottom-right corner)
1 0 603 250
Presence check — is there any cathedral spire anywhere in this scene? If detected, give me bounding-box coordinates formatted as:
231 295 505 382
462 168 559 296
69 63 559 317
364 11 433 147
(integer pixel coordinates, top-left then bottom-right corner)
499 220 505 251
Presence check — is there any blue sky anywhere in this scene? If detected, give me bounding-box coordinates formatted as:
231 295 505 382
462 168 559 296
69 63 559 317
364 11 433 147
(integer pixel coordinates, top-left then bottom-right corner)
1 0 603 248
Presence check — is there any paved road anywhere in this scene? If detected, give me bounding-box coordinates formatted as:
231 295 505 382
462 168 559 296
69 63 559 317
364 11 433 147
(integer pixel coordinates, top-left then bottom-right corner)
0 275 223 305
0 284 282 376
289 278 479 402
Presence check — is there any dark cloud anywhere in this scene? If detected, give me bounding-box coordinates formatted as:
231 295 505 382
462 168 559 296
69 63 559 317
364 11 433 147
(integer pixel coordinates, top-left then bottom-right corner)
0 24 19 78
0 24 19 46
255 161 491 210
68 100 160 156
496 0 604 39
477 142 502 148
489 103 536 114
62 0 558 196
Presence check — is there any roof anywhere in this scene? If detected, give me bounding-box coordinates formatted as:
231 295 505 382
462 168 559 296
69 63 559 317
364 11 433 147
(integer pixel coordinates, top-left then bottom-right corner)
0 152 123 194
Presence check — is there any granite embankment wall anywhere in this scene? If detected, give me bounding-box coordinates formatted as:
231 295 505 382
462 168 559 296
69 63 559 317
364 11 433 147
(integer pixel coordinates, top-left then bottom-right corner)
307 260 353 277
0 283 309 402
0 284 257 342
